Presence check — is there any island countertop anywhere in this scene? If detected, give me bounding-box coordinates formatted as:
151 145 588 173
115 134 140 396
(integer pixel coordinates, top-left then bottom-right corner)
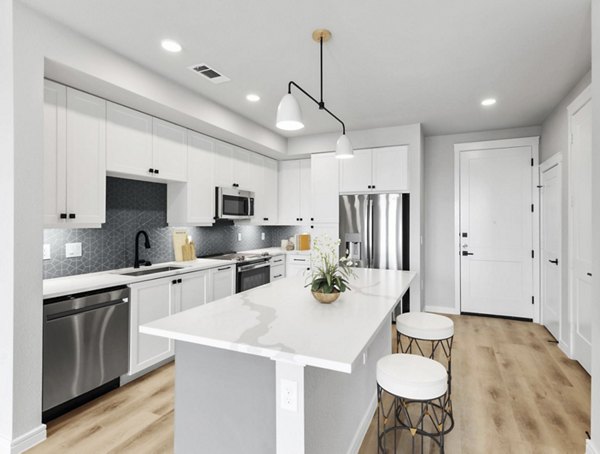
141 268 416 373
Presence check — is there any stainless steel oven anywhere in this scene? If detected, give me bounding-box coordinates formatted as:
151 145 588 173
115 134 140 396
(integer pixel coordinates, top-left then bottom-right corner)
216 187 255 220
237 258 270 292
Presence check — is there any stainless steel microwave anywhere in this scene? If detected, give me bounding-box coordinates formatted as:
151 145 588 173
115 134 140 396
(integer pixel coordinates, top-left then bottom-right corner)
216 187 255 219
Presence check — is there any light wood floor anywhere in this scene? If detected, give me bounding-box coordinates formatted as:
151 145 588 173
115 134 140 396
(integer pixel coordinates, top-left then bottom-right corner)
28 315 590 453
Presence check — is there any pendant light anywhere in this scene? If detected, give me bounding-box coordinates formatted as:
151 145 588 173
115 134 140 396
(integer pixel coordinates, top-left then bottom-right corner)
276 29 353 159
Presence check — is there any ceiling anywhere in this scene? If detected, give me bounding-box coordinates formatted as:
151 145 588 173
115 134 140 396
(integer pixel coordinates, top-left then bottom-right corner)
23 0 591 137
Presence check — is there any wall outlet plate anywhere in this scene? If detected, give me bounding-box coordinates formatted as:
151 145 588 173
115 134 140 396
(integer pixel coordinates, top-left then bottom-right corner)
237 233 242 242
261 232 266 241
43 244 51 260
280 379 298 412
65 242 82 258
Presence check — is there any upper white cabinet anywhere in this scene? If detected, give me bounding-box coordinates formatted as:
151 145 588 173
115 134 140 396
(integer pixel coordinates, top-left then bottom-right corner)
278 159 311 225
44 80 106 228
106 104 187 182
152 118 188 182
249 154 278 225
339 146 408 193
232 147 251 190
167 131 215 226
310 153 339 224
213 143 252 190
106 102 153 178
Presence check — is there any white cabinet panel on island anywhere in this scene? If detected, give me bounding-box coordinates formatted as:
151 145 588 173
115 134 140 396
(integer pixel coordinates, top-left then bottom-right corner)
44 80 106 228
167 131 215 226
209 265 236 301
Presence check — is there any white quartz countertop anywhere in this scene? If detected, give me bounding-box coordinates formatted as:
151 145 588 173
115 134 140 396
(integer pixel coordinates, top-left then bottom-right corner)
141 268 415 373
43 259 233 299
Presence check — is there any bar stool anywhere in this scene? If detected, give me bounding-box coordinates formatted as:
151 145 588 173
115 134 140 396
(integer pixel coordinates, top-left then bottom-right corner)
396 312 455 433
377 353 448 453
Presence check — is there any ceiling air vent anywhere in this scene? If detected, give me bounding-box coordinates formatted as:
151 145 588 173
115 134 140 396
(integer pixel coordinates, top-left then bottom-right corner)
188 63 230 84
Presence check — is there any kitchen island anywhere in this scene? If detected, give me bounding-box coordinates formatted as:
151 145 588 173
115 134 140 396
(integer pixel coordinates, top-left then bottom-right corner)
141 268 415 454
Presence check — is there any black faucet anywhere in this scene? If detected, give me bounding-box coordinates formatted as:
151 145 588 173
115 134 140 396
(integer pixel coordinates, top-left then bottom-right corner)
134 230 151 268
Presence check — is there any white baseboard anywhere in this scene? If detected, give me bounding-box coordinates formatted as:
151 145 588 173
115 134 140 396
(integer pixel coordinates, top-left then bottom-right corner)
0 424 47 454
348 392 377 454
424 305 460 315
558 340 572 359
120 356 174 385
586 439 598 454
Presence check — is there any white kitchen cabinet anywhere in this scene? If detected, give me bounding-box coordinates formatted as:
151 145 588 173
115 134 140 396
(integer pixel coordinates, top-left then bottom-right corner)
270 255 286 282
263 157 279 224
129 277 175 375
286 254 311 277
339 146 408 193
232 147 251 190
152 118 188 182
278 159 311 225
106 102 153 178
209 265 236 301
177 270 210 312
106 105 187 182
249 154 278 225
167 131 215 226
311 153 339 224
44 80 106 228
213 142 252 190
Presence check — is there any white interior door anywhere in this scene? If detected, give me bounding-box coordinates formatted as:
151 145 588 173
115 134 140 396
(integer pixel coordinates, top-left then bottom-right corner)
569 97 593 374
540 158 562 341
459 146 534 319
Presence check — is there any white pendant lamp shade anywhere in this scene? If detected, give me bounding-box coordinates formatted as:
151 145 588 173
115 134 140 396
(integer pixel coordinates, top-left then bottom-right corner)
335 134 354 159
276 94 304 131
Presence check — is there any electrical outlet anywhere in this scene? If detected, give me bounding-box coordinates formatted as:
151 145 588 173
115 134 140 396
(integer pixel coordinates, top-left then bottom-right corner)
43 244 51 260
237 233 242 242
65 242 82 258
362 351 368 365
261 232 266 241
280 379 298 412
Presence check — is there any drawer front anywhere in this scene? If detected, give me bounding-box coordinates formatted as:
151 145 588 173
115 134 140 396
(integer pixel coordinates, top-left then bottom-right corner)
270 264 285 281
287 254 310 265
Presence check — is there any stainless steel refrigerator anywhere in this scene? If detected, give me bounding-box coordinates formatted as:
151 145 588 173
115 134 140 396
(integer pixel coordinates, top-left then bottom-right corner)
339 193 410 313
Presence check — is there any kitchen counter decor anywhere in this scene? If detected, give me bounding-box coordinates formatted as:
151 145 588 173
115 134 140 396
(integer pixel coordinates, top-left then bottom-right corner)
307 235 355 304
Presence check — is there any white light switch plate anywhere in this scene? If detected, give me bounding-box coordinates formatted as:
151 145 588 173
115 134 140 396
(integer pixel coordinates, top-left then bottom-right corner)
237 233 242 242
261 232 266 241
43 244 51 260
65 242 82 258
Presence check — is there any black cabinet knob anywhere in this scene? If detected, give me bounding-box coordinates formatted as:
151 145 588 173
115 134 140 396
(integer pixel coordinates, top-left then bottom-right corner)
311 218 314 221
172 280 177 285
69 213 76 219
300 218 303 221
149 168 154 173
60 213 67 219
311 226 314 229
154 169 159 174
372 185 376 189
177 278 182 283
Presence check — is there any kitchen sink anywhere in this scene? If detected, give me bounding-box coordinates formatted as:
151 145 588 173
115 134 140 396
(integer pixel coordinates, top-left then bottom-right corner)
118 266 184 277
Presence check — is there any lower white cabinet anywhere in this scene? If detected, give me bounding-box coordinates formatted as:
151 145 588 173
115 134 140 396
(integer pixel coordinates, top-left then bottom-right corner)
270 255 286 281
177 270 210 312
286 254 311 277
129 277 175 375
209 265 236 301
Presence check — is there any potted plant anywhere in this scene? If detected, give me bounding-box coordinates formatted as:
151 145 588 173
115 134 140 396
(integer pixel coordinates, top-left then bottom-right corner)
306 235 356 304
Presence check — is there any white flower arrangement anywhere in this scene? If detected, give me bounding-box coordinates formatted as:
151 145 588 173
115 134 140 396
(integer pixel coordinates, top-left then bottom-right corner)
306 234 357 294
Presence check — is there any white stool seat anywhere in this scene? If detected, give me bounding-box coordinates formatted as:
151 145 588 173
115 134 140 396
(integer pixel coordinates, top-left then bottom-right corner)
377 354 448 401
396 312 454 340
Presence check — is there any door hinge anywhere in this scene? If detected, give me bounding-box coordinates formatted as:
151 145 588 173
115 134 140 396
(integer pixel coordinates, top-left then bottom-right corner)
531 250 535 259
532 296 535 305
531 204 534 212
531 158 534 167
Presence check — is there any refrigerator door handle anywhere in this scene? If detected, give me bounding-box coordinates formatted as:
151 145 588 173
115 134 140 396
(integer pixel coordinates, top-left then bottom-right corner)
368 197 374 268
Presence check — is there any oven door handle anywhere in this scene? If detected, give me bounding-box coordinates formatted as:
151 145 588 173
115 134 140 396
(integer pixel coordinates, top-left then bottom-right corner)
238 262 270 272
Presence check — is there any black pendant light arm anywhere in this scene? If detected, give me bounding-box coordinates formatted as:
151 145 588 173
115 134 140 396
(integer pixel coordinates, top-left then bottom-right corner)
286 81 347 135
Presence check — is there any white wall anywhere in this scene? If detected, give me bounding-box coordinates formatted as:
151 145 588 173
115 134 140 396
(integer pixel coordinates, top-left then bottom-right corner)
423 126 542 312
589 2 599 453
540 71 591 352
288 124 424 312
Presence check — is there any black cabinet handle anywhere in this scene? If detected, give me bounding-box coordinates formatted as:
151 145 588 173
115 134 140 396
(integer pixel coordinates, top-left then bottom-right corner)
172 279 177 285
587 272 593 277
300 218 303 221
461 251 474 256
177 278 182 283
69 213 76 219
233 183 239 188
311 226 314 229
149 168 154 173
263 217 268 221
217 266 230 271
372 185 376 189
154 169 159 174
306 267 310 271
274 274 282 278
60 213 67 219
549 259 559 265
311 218 314 221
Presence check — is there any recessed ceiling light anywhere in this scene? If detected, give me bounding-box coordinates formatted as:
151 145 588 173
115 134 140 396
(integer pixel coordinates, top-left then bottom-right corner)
481 98 497 106
161 39 182 53
246 94 261 102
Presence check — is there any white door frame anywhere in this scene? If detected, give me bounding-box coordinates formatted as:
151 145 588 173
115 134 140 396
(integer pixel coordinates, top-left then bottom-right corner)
539 153 563 346
567 84 592 361
454 137 540 321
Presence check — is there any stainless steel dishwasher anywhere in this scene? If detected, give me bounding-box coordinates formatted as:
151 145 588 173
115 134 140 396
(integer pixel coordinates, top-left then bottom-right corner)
43 286 130 421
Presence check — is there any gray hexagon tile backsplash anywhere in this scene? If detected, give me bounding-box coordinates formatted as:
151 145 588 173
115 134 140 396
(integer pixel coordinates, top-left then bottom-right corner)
43 177 306 279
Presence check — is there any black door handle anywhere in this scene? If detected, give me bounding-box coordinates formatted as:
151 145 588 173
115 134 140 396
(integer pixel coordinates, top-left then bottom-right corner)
549 259 559 265
461 251 474 256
